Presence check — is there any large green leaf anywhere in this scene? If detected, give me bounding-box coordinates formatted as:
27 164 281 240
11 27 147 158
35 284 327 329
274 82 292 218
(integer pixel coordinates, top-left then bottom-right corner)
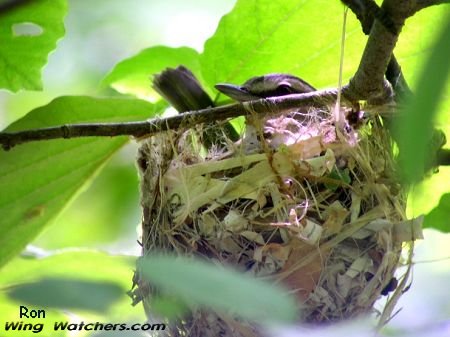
139 254 299 324
0 0 67 91
6 278 123 313
0 96 163 268
33 158 142 249
201 0 367 92
0 251 144 337
102 46 203 99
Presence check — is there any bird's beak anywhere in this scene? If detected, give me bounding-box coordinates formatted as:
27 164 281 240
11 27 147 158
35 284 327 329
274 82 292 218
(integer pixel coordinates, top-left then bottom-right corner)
215 83 260 102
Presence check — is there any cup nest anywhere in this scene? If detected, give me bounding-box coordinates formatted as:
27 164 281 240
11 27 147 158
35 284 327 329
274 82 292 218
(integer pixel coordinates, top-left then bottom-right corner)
132 107 422 336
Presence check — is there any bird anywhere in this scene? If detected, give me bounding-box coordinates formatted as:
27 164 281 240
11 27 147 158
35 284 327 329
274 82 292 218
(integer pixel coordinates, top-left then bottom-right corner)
153 67 317 153
215 74 316 151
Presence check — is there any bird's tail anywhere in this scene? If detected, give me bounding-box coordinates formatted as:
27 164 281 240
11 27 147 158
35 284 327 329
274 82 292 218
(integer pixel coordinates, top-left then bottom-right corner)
153 66 239 148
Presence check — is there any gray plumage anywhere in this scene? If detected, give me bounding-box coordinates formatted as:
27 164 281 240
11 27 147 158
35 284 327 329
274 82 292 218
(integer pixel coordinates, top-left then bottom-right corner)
215 73 316 102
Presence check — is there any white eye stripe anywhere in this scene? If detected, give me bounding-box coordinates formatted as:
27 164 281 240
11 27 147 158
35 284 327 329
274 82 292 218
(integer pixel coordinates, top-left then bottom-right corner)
278 81 292 87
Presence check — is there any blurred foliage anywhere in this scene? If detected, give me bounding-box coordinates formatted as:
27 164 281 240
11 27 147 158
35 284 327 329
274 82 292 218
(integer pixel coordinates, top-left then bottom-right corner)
6 278 123 313
139 255 299 324
395 6 450 116
0 250 145 337
395 14 450 183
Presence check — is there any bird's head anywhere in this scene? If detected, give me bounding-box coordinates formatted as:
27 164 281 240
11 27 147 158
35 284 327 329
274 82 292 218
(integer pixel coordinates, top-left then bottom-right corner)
215 73 316 102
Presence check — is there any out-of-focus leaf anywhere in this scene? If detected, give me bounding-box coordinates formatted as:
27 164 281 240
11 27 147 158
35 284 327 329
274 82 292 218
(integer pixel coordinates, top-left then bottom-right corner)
201 0 366 93
268 318 375 337
396 6 450 115
6 278 123 313
149 295 190 320
0 96 164 268
396 14 450 183
102 46 203 99
0 0 67 91
424 193 450 232
139 254 299 324
0 251 144 336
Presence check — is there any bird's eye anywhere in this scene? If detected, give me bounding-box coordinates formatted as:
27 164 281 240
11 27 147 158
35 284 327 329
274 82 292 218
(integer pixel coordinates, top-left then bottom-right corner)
274 84 293 96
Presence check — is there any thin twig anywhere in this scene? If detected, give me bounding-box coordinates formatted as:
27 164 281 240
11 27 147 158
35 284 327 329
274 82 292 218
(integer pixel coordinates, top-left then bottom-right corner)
0 89 341 150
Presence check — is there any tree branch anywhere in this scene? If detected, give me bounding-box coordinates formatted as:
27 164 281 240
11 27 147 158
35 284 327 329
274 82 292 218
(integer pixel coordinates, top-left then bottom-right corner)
416 0 450 11
344 9 402 101
343 0 448 102
342 0 413 99
0 89 341 150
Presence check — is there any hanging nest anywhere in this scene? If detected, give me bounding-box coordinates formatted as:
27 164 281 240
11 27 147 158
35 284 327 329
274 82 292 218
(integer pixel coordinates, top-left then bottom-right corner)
132 105 423 336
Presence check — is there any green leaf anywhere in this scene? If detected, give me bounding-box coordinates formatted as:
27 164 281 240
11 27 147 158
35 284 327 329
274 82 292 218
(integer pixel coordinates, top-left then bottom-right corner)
139 254 299 324
396 6 449 89
6 278 123 313
325 168 351 191
102 46 203 99
201 0 366 92
424 193 450 232
0 0 67 91
0 251 145 336
396 13 450 183
0 96 164 268
149 295 190 320
387 6 450 125
34 161 141 249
